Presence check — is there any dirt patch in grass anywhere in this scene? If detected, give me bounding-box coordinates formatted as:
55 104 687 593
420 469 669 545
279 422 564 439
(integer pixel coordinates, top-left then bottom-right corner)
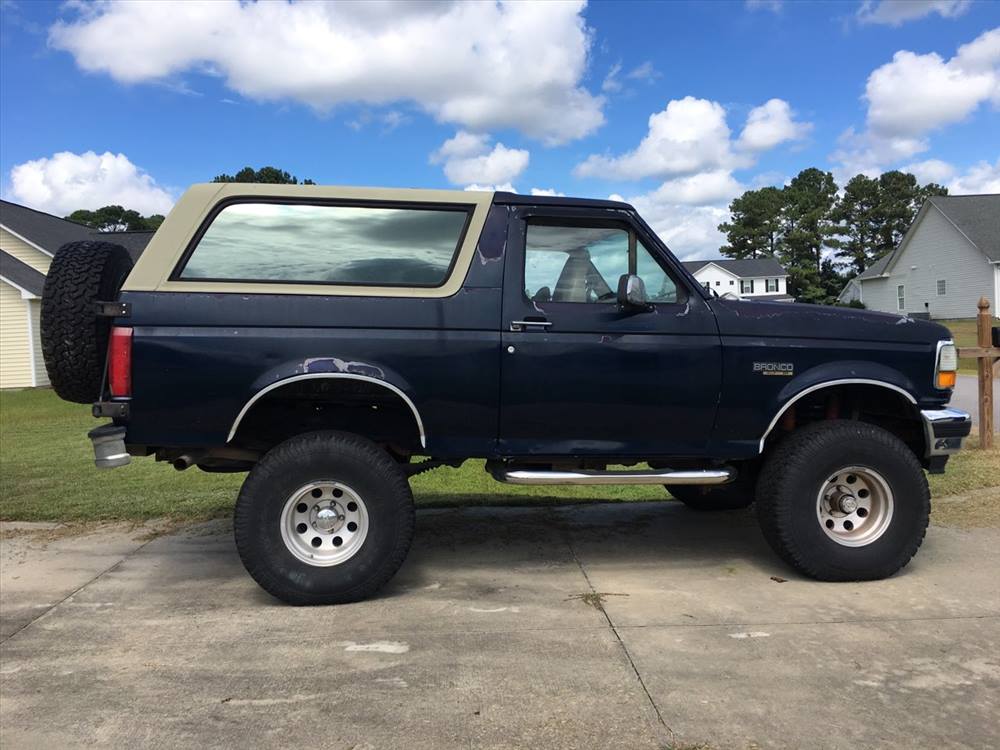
932 486 1000 528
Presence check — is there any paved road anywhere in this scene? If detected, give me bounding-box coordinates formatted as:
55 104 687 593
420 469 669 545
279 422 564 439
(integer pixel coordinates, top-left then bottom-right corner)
3 502 998 750
952 373 999 429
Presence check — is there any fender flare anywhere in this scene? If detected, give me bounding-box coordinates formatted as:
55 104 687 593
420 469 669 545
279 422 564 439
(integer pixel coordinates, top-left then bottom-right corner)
226 373 427 448
757 378 917 453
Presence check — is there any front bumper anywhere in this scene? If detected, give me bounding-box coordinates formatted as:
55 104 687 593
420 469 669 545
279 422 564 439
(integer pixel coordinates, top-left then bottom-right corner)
921 408 972 459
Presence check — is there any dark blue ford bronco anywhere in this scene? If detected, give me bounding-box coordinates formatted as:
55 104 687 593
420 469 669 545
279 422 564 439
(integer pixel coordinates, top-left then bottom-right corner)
40 184 972 605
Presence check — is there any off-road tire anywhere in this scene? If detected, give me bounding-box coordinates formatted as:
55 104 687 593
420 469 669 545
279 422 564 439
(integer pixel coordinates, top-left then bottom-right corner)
756 420 929 581
40 241 133 403
234 431 415 605
667 483 754 511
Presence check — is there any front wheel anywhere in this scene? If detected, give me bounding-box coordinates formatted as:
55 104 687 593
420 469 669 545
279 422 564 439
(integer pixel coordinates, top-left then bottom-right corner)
756 420 929 581
234 431 415 605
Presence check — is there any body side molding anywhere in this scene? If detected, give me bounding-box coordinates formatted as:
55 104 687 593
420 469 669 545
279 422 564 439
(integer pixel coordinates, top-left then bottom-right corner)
226 373 427 448
758 378 918 453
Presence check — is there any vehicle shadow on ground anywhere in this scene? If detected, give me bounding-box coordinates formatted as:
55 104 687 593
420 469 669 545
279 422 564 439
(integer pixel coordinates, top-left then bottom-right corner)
180 501 792 607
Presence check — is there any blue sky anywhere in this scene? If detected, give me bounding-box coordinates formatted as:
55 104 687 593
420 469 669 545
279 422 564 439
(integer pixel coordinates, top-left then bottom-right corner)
1 0 998 259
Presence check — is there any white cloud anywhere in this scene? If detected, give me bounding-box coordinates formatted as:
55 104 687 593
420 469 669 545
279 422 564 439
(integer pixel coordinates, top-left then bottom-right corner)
602 62 623 93
856 0 970 27
616 170 744 260
833 28 1000 175
626 193 729 261
575 97 748 180
947 158 1000 194
900 157 1000 193
865 28 1000 139
575 96 808 181
431 131 529 186
737 98 811 151
626 61 659 82
901 158 957 184
7 151 174 216
49 0 603 145
464 183 517 193
831 127 929 180
745 0 783 12
530 188 566 197
645 170 745 206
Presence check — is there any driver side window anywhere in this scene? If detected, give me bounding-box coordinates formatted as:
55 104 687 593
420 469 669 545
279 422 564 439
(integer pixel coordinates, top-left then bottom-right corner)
524 222 682 304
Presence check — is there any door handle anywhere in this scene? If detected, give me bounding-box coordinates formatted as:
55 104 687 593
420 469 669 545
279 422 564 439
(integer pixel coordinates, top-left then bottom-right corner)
510 320 553 331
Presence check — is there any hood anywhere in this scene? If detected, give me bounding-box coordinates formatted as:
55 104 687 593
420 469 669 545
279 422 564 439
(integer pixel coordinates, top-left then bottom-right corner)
709 298 951 344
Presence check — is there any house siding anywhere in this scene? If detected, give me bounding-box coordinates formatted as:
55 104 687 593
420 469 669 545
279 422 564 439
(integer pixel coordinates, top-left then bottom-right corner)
860 206 998 319
0 227 52 274
690 264 789 299
0 281 32 388
29 298 48 387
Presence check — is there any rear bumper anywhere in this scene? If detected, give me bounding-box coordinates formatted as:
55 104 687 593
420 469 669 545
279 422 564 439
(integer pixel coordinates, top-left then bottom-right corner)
921 408 972 458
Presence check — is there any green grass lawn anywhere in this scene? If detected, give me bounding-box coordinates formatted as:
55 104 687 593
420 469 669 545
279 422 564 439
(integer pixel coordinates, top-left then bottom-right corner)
939 318 988 373
1 388 996 523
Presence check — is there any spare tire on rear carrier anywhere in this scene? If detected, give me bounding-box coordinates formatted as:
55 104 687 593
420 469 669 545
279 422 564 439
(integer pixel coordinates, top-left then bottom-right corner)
40 241 134 404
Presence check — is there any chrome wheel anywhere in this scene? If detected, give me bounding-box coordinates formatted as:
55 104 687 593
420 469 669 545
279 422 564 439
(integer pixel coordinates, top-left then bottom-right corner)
816 466 894 547
279 481 369 566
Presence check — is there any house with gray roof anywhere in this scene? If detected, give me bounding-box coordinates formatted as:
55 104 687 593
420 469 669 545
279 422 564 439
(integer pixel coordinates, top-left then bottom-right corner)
837 194 1000 320
682 257 793 302
0 199 154 388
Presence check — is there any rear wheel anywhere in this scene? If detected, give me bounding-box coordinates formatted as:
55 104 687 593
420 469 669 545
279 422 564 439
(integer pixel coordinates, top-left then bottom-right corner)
756 420 929 581
234 431 414 605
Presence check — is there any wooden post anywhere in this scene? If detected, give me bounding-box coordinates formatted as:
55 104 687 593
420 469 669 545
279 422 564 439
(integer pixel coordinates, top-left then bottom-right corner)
976 297 994 449
957 297 999 449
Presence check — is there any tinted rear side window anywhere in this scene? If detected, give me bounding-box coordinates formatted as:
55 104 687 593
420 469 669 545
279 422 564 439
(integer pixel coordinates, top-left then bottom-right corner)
178 202 471 286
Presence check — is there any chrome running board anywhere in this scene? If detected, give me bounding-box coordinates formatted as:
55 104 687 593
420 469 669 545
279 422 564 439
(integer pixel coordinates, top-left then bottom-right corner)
497 468 735 486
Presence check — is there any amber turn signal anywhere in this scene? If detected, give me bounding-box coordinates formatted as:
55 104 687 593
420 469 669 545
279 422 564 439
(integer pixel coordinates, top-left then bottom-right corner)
936 370 956 389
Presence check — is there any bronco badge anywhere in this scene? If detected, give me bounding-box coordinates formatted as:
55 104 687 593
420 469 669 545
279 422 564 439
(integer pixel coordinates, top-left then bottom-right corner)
753 362 794 376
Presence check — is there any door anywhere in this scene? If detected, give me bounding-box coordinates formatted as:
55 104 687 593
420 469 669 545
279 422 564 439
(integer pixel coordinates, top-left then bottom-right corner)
499 207 722 457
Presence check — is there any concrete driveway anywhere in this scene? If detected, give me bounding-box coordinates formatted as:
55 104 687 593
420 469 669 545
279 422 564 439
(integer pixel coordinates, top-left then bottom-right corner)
952 373 999 429
2 502 999 750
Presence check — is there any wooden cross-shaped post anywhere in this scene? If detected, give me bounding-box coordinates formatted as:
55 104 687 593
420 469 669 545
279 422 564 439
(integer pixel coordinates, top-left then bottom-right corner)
956 297 999 449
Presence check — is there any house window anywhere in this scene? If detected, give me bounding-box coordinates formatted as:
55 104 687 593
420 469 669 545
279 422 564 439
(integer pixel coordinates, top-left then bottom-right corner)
715 280 721 286
897 285 905 311
937 279 946 295
740 279 754 294
766 278 778 293
729 280 734 285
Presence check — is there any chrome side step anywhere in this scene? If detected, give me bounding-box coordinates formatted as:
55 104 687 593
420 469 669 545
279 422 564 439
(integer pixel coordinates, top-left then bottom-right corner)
497 468 734 486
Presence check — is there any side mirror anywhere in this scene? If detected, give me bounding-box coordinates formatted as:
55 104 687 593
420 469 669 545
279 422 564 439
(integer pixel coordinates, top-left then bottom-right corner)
617 274 652 312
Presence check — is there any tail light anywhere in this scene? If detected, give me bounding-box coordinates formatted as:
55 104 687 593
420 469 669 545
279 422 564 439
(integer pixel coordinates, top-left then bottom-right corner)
935 341 957 390
108 326 133 397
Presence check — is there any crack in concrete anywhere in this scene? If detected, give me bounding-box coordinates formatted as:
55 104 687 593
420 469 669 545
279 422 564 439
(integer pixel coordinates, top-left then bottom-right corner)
556 509 675 744
1 536 158 645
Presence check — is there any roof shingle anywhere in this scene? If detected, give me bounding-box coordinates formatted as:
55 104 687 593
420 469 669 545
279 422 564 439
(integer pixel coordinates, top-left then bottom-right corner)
0 250 46 296
682 257 786 278
0 199 154 261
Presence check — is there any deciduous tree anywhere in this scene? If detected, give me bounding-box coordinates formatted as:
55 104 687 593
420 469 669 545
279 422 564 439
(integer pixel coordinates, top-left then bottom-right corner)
66 205 165 232
212 166 315 184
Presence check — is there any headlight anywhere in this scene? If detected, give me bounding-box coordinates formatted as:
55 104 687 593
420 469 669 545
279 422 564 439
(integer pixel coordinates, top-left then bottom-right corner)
936 341 957 389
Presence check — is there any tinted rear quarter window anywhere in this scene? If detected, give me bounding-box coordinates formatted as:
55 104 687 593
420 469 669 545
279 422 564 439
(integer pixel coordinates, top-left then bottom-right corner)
178 202 471 287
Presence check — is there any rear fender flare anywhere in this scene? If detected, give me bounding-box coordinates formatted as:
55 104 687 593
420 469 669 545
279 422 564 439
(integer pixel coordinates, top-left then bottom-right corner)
227 359 425 448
